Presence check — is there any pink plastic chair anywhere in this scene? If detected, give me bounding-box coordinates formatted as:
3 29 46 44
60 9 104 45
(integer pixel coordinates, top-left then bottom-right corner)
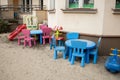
22 29 36 47
39 24 48 30
17 35 26 45
42 27 52 44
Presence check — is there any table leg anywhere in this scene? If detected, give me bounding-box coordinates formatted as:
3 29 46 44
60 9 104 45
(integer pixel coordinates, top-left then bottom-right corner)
40 34 42 44
86 49 90 64
68 48 72 62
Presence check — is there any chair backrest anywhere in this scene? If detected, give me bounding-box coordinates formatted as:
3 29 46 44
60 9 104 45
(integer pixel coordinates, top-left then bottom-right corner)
66 32 79 40
24 15 38 30
71 41 87 54
97 37 102 48
39 24 48 30
42 27 52 36
22 29 30 38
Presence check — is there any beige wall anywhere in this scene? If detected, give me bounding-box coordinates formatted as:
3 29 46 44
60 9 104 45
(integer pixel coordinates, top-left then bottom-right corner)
48 0 120 36
103 0 120 35
32 10 47 24
1 11 14 19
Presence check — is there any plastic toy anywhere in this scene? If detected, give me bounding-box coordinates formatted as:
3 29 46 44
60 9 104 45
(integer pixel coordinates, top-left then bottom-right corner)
53 26 64 46
53 26 63 38
8 24 26 40
105 48 120 73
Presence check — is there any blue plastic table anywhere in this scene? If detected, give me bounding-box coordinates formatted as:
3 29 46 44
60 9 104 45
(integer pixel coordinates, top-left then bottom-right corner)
65 39 96 63
30 30 43 44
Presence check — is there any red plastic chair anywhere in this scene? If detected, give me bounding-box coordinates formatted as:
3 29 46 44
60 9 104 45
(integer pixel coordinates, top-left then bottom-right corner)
22 29 36 47
42 27 52 44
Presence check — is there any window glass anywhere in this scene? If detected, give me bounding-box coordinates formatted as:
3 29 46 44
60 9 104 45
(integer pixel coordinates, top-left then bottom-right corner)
69 0 79 8
83 0 94 8
69 0 94 8
116 0 120 8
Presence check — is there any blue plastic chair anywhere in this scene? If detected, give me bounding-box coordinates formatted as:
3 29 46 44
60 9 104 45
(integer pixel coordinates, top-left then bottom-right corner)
70 41 87 67
88 37 102 64
66 32 79 57
66 32 79 40
50 34 66 59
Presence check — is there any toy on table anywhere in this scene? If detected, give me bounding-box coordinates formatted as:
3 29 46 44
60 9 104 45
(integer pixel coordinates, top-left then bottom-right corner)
53 26 63 38
53 26 64 46
105 48 120 73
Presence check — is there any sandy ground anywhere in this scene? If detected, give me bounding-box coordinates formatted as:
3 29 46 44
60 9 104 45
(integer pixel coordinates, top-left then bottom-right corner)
0 33 120 80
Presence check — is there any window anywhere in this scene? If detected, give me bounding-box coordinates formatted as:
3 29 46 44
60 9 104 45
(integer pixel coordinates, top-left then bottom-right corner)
22 0 32 12
69 0 94 8
116 0 120 8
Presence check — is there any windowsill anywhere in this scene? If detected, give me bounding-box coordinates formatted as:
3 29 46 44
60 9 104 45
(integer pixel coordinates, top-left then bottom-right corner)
112 8 120 14
48 9 56 13
61 8 97 14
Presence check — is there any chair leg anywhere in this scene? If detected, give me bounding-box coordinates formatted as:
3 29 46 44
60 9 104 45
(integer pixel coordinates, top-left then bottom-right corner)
43 38 45 44
62 50 66 59
81 57 85 67
50 44 52 50
68 48 72 62
24 40 26 47
33 39 36 45
93 54 97 64
49 38 51 44
71 55 75 65
54 50 57 59
28 40 32 47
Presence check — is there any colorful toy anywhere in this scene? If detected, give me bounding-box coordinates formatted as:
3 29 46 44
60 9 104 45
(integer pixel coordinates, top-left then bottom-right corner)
53 26 63 38
105 48 120 73
8 24 26 40
53 26 64 46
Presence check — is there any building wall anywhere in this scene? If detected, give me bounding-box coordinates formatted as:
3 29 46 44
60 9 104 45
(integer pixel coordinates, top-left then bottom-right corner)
103 0 120 35
48 0 106 35
48 0 120 36
32 10 47 24
1 10 14 19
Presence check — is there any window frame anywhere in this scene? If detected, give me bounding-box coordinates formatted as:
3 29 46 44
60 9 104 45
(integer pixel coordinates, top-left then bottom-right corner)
67 0 94 9
112 0 120 14
116 0 120 8
62 0 97 14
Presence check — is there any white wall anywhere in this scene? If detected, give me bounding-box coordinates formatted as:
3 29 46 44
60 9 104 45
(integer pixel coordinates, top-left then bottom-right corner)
48 0 105 35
